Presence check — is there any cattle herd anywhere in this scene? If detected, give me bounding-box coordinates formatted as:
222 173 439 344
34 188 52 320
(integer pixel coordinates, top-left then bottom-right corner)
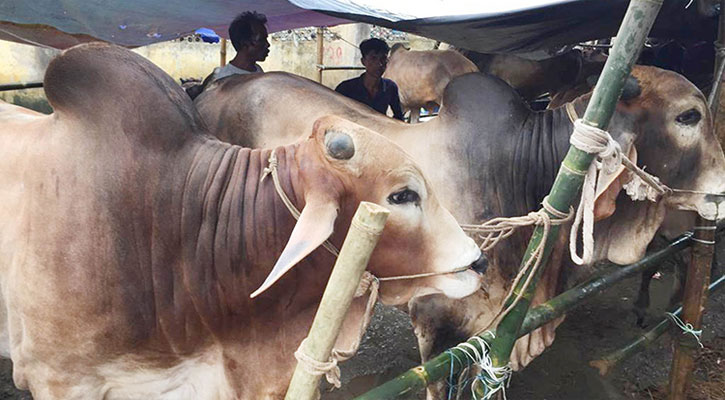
0 40 723 400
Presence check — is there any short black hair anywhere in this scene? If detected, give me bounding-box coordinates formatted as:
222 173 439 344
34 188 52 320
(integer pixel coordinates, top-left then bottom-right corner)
360 38 390 58
228 11 268 51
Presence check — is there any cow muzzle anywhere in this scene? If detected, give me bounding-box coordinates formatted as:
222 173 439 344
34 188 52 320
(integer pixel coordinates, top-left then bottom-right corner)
470 253 489 275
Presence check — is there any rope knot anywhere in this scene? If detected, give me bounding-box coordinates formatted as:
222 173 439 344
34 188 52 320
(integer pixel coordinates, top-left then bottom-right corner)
570 119 622 173
526 210 549 227
568 119 623 265
294 338 343 388
666 312 704 348
355 271 378 298
260 151 278 182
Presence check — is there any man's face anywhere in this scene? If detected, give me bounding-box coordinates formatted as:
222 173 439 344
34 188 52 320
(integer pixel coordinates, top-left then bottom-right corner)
362 51 388 79
247 22 270 62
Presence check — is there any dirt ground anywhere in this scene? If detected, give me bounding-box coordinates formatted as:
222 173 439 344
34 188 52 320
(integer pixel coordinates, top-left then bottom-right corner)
321 239 725 400
0 243 723 400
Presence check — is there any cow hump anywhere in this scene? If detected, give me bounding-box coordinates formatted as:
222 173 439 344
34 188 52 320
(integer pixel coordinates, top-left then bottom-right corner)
44 42 203 144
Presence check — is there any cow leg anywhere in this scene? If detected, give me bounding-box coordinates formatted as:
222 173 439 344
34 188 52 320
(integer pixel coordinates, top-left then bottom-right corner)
408 295 474 400
633 266 655 328
660 249 689 312
409 108 420 124
668 252 689 310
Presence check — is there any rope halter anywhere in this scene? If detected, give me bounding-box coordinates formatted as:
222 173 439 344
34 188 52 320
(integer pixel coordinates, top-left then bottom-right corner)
567 115 668 265
260 150 477 387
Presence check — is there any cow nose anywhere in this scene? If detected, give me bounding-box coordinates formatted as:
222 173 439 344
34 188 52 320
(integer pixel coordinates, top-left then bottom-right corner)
470 254 488 275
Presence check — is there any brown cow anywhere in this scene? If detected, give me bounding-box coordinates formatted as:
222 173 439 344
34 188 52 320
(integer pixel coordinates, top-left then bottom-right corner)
459 48 606 103
195 68 725 397
0 43 487 399
383 44 478 123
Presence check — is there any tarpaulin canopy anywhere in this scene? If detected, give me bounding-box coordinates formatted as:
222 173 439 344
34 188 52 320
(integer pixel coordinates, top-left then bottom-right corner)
0 0 718 52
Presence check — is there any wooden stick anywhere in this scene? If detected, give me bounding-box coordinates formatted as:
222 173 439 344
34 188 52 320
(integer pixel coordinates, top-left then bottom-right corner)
316 27 324 83
285 202 389 400
220 39 227 67
667 216 716 400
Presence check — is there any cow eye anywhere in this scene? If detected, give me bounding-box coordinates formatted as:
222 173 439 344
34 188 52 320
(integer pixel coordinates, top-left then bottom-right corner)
388 188 420 206
675 108 701 125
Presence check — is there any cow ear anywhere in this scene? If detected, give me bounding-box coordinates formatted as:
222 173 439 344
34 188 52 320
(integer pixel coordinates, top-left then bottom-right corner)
250 194 339 298
595 198 667 265
593 143 637 221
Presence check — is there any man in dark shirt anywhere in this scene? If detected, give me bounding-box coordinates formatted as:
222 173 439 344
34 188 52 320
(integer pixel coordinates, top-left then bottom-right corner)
335 38 404 120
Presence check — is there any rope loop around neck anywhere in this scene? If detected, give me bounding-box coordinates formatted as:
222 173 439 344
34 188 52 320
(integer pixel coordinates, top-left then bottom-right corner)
569 119 622 174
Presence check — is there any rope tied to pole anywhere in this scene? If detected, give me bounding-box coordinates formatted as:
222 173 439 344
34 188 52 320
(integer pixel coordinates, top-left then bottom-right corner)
466 198 572 331
293 271 380 388
461 197 572 252
568 118 669 265
665 312 704 348
445 334 512 400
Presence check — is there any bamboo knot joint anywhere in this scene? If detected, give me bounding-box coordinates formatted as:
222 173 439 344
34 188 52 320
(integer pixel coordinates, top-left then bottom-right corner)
412 366 429 387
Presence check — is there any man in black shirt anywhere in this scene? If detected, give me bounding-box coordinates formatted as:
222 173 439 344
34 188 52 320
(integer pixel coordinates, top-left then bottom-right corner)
335 38 404 120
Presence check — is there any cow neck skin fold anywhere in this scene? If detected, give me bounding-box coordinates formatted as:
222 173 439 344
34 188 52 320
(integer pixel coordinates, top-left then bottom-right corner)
175 142 336 344
508 103 576 218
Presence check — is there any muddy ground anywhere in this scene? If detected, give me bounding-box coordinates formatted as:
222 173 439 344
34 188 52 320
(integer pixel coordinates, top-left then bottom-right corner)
0 243 723 400
320 240 725 400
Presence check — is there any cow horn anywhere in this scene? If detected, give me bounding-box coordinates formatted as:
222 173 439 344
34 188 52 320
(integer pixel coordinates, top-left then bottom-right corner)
325 130 355 160
585 74 640 101
620 75 641 101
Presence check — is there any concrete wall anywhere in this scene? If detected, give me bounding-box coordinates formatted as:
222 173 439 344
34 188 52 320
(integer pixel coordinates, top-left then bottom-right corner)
0 40 58 113
0 24 436 114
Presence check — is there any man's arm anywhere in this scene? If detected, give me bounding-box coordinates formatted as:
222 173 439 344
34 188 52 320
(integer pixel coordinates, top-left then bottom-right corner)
389 83 404 121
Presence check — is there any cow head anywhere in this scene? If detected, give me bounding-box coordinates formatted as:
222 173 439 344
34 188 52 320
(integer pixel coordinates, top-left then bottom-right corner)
251 115 485 304
585 66 725 264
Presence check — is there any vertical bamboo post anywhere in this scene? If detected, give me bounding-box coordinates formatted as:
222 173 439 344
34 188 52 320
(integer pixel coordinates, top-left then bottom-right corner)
591 273 725 376
356 2 663 399
667 216 716 400
485 0 663 377
285 202 389 400
316 27 324 83
220 39 227 66
711 0 725 148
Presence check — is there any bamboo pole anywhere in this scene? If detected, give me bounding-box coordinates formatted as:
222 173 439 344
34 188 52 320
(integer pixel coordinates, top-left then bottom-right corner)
356 2 663 399
316 27 324 83
480 1 664 395
220 39 227 66
285 202 389 400
590 273 725 376
520 233 693 335
667 216 716 400
711 0 725 158
353 236 690 400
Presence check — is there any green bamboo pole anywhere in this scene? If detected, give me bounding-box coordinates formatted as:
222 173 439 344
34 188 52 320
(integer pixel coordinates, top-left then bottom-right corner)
357 0 662 400
590 273 725 376
520 233 693 335
353 234 693 399
356 2 663 398
480 2 664 397
285 202 390 400
668 217 716 400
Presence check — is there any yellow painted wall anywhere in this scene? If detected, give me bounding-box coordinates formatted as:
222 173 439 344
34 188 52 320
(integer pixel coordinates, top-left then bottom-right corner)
0 24 435 114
